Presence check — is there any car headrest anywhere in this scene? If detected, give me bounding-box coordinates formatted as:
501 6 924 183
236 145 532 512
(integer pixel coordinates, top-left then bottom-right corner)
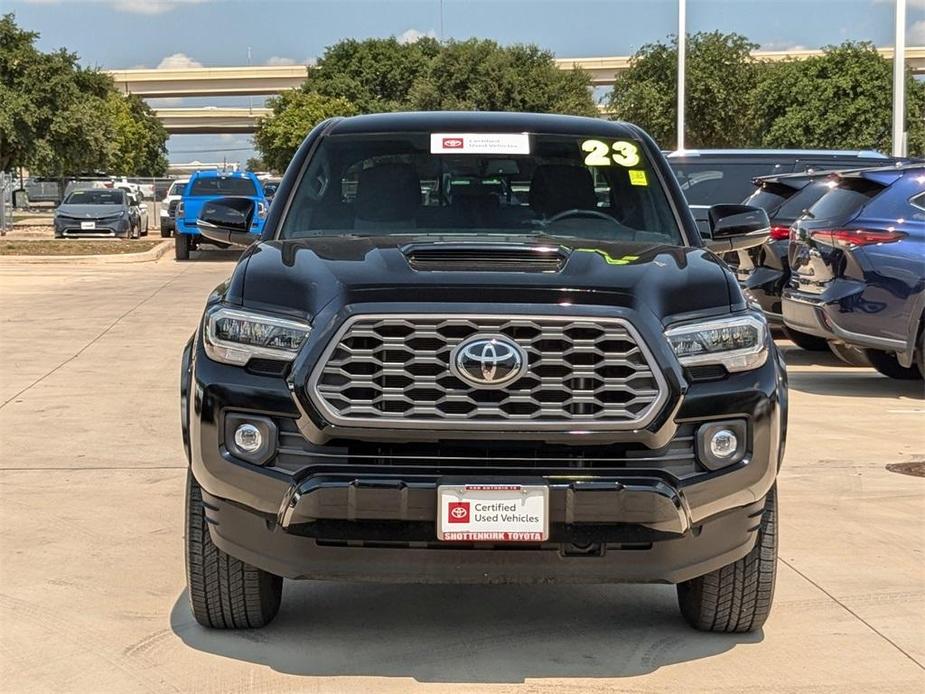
529 165 598 216
355 163 421 222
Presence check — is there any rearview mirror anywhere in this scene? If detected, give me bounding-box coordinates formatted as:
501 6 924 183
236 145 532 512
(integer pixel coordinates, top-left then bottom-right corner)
196 197 258 247
706 204 770 253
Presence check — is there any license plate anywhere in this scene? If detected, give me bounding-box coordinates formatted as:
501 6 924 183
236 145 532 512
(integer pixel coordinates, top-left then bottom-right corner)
437 484 548 542
80 221 96 230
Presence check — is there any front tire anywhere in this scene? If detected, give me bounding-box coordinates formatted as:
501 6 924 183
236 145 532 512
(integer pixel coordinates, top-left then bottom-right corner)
782 326 828 351
864 349 923 380
185 471 282 629
175 233 191 260
677 486 778 633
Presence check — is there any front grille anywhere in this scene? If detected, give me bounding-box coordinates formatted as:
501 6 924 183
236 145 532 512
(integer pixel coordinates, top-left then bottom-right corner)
167 200 178 217
309 314 666 430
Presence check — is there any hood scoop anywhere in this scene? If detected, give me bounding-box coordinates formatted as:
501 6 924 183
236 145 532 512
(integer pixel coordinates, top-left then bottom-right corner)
402 242 569 273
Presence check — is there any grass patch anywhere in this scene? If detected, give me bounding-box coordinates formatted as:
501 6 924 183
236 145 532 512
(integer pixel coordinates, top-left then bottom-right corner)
0 239 164 256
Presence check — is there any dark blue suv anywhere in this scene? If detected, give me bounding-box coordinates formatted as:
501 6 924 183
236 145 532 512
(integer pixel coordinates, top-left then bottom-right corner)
782 164 925 379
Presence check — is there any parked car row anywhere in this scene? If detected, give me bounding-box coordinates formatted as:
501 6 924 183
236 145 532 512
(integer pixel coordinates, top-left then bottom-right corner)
667 150 924 381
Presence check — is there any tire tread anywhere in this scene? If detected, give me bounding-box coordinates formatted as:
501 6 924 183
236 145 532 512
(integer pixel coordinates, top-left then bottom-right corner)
185 472 282 629
677 486 778 633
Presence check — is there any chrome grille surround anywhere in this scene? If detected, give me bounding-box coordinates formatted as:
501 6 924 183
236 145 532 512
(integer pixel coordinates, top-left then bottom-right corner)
308 314 668 431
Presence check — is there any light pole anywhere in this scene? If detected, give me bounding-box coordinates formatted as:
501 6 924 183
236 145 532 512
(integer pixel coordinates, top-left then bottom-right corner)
892 0 907 156
677 0 687 152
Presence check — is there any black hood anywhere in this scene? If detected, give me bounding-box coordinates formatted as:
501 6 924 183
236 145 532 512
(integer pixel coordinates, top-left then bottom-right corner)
227 234 738 325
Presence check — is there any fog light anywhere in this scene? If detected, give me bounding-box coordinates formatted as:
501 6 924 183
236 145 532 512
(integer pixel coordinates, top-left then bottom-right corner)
696 420 747 470
709 429 738 459
234 423 263 453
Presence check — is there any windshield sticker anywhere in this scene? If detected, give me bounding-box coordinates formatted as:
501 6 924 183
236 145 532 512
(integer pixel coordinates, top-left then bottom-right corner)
430 133 530 155
629 169 648 186
581 139 641 168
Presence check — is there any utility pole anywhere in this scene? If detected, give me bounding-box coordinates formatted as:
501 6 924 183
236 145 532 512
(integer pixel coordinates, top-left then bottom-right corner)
892 0 907 156
677 0 687 152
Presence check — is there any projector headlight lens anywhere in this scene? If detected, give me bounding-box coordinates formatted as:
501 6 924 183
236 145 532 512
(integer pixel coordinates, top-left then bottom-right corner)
665 314 768 373
203 306 310 366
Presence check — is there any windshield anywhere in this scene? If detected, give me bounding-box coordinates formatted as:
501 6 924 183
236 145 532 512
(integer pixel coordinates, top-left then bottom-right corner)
671 162 781 205
64 190 125 205
280 132 682 244
774 180 836 224
168 180 187 196
188 176 258 197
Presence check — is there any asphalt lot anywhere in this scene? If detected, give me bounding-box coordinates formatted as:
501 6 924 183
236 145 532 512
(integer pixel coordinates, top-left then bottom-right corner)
0 254 923 694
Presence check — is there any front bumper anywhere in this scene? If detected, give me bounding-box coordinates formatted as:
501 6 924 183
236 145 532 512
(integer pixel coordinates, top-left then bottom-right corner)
203 483 766 584
184 311 785 585
55 218 131 238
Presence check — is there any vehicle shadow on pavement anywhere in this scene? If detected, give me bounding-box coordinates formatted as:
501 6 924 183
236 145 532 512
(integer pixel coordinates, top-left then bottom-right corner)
176 247 243 263
787 371 924 399
777 345 845 368
170 583 761 682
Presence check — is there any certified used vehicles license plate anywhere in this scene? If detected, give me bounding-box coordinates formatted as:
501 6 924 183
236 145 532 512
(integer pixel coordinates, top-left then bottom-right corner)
437 484 548 542
80 221 96 230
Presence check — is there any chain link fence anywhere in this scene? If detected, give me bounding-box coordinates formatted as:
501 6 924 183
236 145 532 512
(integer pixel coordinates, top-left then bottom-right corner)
0 172 14 236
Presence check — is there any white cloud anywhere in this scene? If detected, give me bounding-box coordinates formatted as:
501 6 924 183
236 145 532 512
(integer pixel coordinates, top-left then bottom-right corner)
397 28 437 45
761 41 809 52
875 0 925 9
156 52 203 69
111 0 210 14
910 20 925 44
265 56 297 66
25 0 211 14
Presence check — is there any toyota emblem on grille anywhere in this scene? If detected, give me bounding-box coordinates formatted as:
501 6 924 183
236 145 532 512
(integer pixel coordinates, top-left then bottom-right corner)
450 335 527 388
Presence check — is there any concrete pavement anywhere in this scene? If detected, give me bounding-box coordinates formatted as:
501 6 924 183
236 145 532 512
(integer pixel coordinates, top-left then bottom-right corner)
0 256 923 693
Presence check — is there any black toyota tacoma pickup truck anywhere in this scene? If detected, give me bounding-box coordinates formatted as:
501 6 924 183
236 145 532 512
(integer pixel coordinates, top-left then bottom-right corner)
181 112 786 633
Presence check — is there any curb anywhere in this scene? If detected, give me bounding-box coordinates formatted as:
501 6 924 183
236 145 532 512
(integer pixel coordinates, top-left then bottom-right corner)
0 239 174 265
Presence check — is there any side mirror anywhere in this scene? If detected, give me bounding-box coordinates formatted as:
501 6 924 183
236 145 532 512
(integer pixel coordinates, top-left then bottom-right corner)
196 197 258 247
706 204 770 252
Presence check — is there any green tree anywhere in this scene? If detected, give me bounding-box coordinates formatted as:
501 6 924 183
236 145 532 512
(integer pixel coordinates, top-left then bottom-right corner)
245 156 268 172
608 32 762 149
0 13 169 175
309 36 440 113
105 92 169 176
253 90 356 172
751 42 925 155
409 39 597 115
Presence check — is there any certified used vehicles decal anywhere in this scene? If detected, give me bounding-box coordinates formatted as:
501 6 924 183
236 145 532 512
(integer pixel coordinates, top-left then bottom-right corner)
430 133 531 154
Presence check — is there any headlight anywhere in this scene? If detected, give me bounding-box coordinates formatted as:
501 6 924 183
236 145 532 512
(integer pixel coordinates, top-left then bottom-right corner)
203 306 311 366
665 314 768 373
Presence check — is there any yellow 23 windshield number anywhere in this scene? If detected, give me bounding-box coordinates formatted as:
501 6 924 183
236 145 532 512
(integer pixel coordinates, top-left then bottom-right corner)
581 139 641 168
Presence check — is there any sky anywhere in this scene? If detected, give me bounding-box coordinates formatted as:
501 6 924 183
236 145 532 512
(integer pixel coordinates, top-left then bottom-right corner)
8 0 925 165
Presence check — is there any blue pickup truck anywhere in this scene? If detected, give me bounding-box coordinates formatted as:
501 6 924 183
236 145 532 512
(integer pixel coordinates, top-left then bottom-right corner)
175 170 268 260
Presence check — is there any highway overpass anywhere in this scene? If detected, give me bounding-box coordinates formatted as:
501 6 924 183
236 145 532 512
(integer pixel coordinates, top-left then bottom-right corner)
154 106 271 134
121 46 924 133
111 47 925 98
555 46 925 85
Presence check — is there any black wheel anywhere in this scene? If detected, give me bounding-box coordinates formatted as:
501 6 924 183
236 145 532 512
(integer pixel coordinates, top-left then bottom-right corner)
185 471 282 629
175 233 191 260
864 349 923 380
677 486 778 633
827 341 871 367
782 326 829 351
161 225 172 238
